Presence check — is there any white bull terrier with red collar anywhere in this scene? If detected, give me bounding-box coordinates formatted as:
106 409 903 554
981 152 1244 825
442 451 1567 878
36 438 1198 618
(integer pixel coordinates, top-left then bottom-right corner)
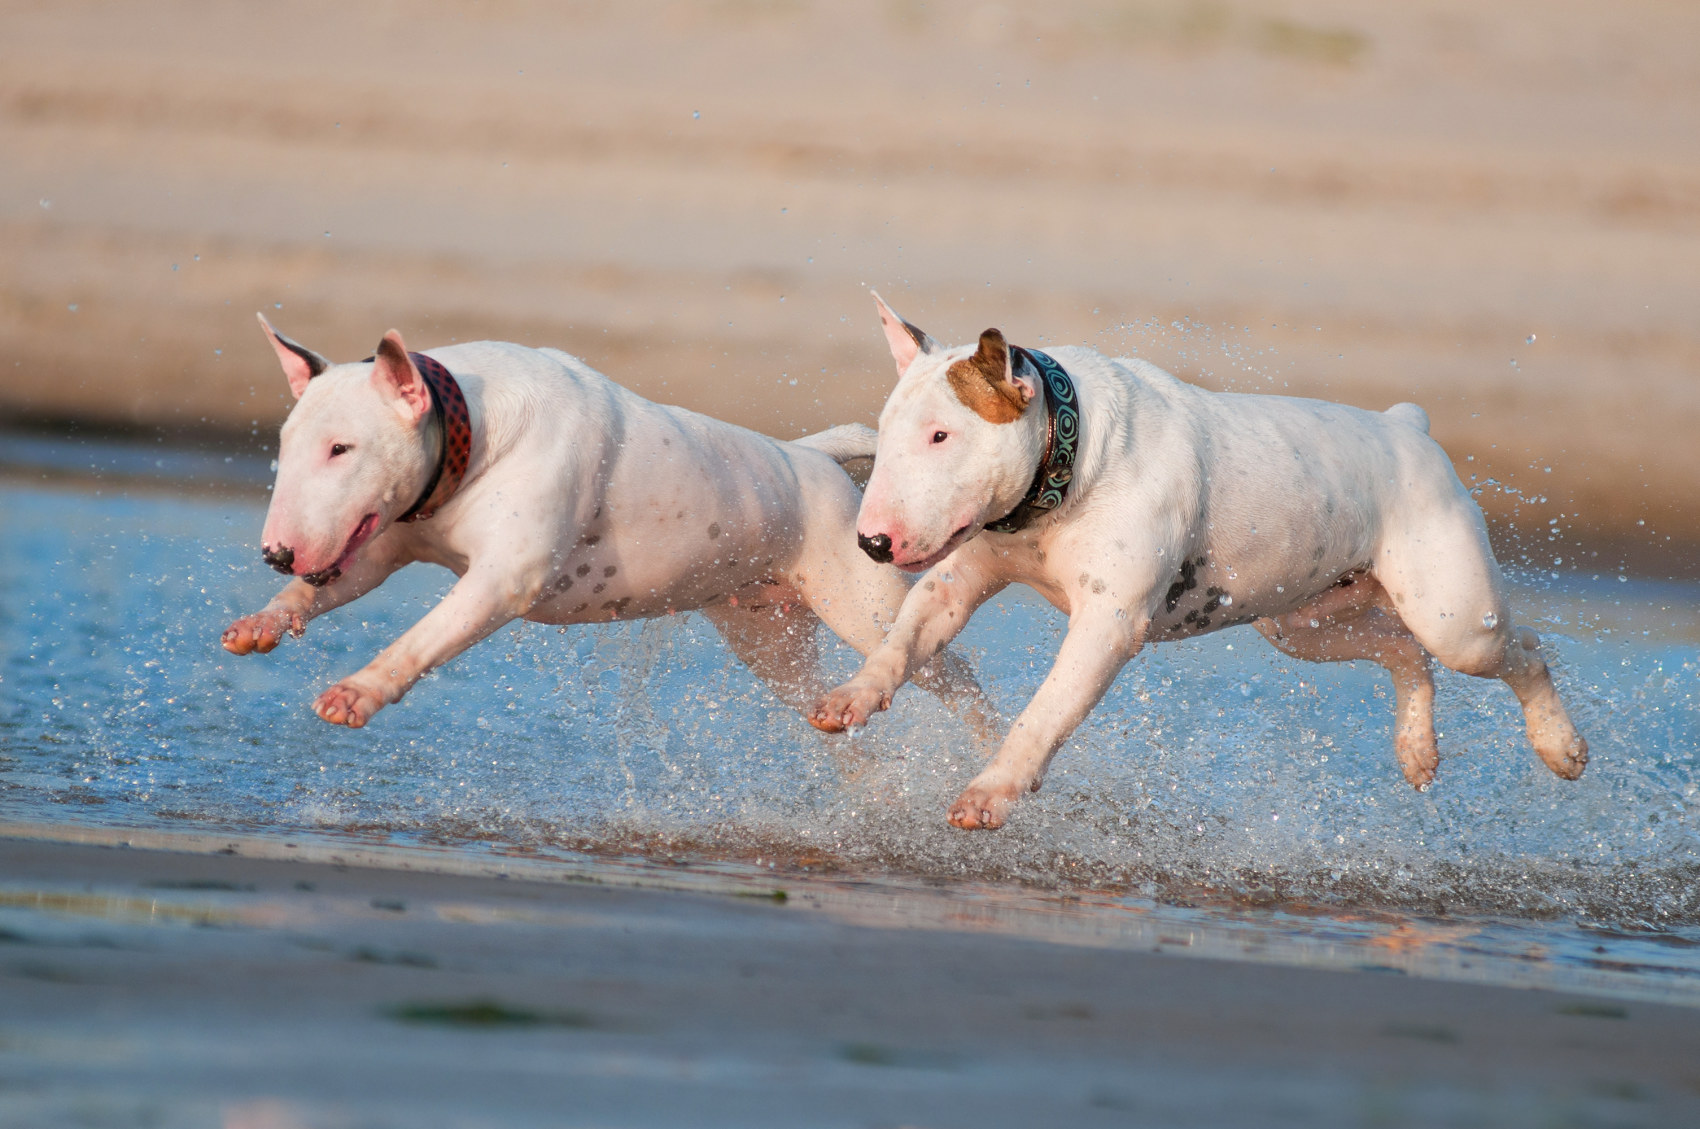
223 315 990 732
809 294 1588 829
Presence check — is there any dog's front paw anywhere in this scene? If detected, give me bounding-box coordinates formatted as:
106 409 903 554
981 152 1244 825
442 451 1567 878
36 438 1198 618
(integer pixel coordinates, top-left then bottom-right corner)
313 681 384 728
221 609 304 655
807 682 891 733
947 775 1023 830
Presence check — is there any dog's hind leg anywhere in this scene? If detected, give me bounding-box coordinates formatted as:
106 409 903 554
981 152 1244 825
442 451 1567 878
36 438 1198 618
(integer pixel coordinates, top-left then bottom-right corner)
1257 572 1441 789
908 649 1001 746
701 595 829 717
1372 495 1588 781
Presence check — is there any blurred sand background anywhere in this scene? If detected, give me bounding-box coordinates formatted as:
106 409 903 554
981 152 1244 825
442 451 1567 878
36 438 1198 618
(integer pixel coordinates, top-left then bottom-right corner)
2 0 1696 570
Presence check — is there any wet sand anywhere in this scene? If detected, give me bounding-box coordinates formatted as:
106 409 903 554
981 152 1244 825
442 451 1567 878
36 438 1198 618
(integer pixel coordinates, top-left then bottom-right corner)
3 823 1698 1128
1 1 1697 569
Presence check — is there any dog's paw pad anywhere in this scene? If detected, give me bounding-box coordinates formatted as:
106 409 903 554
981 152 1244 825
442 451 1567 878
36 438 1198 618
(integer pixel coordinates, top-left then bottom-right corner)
947 780 1020 830
222 610 304 655
313 683 381 729
1542 735 1589 780
807 684 887 733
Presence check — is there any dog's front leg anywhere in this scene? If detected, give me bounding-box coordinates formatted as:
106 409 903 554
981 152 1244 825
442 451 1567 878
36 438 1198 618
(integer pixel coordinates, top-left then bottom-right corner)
949 609 1144 830
312 567 536 728
808 553 1004 733
222 545 405 655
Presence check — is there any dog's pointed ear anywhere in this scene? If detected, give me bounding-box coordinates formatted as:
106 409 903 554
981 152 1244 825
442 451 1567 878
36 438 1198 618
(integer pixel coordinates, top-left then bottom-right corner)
257 312 329 400
370 330 431 424
1004 336 1040 405
872 290 937 376
946 328 1033 424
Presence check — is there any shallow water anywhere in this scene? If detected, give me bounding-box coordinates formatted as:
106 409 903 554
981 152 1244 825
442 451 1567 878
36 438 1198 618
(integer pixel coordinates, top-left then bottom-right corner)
2 472 1698 990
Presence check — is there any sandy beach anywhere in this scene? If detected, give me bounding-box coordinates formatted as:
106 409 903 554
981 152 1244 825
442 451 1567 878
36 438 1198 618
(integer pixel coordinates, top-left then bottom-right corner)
3 823 1698 1128
1 0 1697 568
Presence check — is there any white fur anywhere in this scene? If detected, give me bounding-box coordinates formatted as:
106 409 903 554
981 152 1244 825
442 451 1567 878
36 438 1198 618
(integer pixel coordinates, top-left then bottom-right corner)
226 324 990 733
810 296 1588 829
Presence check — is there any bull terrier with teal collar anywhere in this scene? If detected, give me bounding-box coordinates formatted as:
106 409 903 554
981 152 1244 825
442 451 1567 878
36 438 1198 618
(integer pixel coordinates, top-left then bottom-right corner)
809 294 1587 829
224 315 993 735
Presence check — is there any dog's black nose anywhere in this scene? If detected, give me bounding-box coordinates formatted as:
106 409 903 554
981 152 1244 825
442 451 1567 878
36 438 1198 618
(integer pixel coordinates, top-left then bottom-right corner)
261 544 295 575
858 532 894 564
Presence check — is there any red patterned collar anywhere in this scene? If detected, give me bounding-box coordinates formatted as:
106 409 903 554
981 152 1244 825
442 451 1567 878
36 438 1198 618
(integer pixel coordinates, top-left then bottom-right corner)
396 352 472 523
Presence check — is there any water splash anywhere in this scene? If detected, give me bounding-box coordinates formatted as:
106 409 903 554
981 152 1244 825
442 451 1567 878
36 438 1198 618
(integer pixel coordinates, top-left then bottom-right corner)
2 480 1697 932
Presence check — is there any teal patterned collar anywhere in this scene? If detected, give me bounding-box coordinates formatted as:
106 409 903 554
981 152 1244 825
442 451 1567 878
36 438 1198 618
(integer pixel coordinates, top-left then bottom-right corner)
985 347 1081 534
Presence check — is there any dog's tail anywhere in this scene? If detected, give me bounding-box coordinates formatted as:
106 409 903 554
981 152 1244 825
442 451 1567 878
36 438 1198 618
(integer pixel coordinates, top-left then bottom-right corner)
1384 402 1430 434
791 423 878 464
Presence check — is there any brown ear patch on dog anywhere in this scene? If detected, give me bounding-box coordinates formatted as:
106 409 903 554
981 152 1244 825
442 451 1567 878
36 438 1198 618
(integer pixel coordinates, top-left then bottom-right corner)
946 328 1027 424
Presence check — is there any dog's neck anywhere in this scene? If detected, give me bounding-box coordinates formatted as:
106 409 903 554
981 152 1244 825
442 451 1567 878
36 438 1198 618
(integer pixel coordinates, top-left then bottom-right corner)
984 346 1080 534
396 352 473 523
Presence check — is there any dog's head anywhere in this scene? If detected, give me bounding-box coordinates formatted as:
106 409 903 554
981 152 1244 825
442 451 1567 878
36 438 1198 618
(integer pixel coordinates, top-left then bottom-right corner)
856 293 1049 572
255 315 437 586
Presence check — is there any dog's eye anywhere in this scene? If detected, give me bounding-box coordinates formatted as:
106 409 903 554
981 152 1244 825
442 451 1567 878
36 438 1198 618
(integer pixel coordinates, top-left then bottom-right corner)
329 443 349 458
930 431 949 445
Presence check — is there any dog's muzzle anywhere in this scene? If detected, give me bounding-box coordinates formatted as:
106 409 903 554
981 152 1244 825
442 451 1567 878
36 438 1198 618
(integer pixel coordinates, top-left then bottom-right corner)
858 532 894 564
261 544 295 576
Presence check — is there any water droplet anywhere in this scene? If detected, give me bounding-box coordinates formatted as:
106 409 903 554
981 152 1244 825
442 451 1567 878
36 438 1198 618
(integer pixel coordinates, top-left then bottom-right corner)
38 198 52 209
691 110 701 119
1220 594 1232 606
1482 612 1498 630
1309 618 1320 629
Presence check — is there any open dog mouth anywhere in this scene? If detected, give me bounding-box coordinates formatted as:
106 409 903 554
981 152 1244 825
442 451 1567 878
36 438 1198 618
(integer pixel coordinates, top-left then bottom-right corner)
896 523 976 574
303 512 379 588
